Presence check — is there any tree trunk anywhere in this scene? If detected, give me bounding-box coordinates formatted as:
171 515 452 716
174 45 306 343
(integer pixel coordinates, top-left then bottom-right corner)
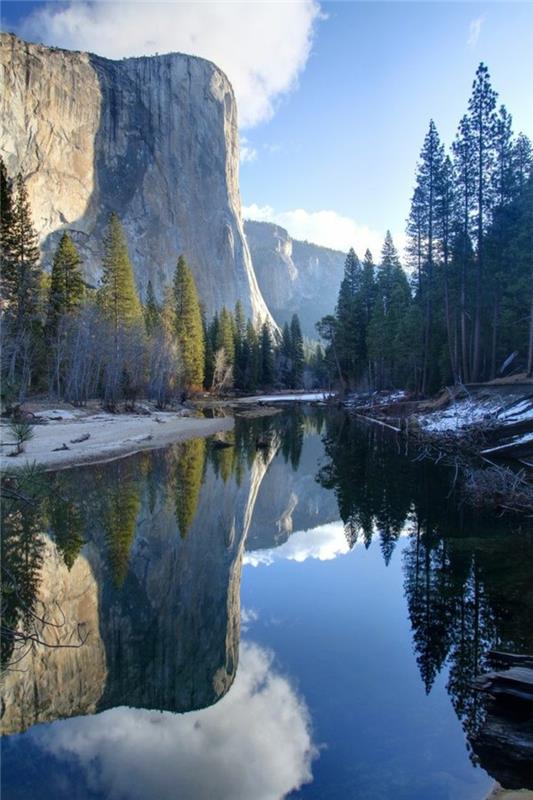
527 287 533 378
490 294 500 379
460 257 469 383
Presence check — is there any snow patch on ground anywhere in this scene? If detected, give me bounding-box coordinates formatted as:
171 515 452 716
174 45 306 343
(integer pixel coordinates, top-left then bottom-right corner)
418 394 533 435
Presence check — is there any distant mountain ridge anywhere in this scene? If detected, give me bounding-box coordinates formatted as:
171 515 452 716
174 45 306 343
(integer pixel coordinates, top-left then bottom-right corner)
244 219 346 336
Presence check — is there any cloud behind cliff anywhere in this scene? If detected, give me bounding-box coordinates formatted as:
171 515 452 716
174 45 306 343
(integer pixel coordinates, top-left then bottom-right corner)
18 0 321 128
244 203 407 260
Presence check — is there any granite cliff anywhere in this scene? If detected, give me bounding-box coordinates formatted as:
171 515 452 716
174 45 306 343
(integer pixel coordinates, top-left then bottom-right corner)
0 33 271 322
244 219 346 336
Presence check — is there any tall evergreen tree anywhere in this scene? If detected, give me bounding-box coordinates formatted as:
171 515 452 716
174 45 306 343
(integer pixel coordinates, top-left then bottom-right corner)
244 320 260 391
367 232 411 389
407 120 445 393
99 213 142 331
467 63 497 379
260 322 275 387
436 155 458 382
0 156 16 308
144 279 160 335
46 232 85 333
453 114 476 381
173 254 205 389
513 133 532 193
9 173 41 327
233 300 246 390
335 248 366 385
217 306 235 365
290 313 305 388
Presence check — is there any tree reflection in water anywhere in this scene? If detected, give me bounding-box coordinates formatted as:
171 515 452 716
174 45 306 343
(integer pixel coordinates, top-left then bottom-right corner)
317 410 533 758
2 408 532 788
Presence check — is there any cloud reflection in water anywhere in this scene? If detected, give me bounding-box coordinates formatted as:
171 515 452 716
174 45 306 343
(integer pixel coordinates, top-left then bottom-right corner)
244 521 350 567
30 642 317 800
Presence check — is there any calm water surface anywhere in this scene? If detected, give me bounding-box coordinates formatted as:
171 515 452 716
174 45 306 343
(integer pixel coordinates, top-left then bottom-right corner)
2 409 532 800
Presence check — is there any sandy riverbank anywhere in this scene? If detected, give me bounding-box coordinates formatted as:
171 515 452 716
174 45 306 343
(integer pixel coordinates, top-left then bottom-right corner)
0 410 234 472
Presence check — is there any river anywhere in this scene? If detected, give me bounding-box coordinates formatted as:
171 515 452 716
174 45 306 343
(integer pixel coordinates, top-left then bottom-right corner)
1 408 532 800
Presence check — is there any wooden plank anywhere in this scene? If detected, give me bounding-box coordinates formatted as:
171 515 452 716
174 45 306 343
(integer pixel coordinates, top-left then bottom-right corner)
354 413 402 433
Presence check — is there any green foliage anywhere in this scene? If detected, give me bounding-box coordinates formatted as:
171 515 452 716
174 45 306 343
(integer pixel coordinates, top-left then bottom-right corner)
48 484 85 570
260 322 275 387
323 62 533 393
290 313 304 388
103 475 141 588
99 213 142 330
217 306 235 364
143 279 160 335
46 232 85 334
174 438 206 537
173 255 205 389
8 418 35 455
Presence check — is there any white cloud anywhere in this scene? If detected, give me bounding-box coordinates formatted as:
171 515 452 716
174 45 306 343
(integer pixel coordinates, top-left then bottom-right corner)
467 16 484 48
244 203 406 260
240 606 259 630
240 136 258 164
31 642 317 800
244 521 350 567
19 0 321 128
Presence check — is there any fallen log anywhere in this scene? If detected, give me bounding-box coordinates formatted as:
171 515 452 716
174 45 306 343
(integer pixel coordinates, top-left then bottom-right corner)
471 666 533 704
70 433 91 444
354 413 402 433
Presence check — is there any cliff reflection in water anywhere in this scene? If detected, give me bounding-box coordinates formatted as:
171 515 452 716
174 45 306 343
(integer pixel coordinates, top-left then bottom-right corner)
1 420 280 732
1 409 532 791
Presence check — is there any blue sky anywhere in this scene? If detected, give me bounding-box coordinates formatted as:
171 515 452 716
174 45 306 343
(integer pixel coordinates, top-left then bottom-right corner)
2 1 532 255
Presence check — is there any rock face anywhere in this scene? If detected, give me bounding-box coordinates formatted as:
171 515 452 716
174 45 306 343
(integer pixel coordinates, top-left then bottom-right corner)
1 442 275 733
0 33 272 322
245 219 346 336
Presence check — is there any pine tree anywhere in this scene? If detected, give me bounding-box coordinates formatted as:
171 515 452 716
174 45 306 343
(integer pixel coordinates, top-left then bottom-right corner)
492 106 515 207
99 213 142 331
335 248 364 385
173 254 205 389
360 249 377 386
233 300 246 390
46 233 85 333
280 321 293 387
513 133 532 192
367 232 411 389
260 322 275 387
290 313 304 388
244 320 260 391
453 114 476 382
144 279 160 335
0 156 17 308
217 306 235 365
436 154 458 383
407 120 445 393
468 63 498 380
204 312 219 390
9 174 41 327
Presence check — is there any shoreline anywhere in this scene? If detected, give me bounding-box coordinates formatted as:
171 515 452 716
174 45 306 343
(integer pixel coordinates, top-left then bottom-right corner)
0 411 234 472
